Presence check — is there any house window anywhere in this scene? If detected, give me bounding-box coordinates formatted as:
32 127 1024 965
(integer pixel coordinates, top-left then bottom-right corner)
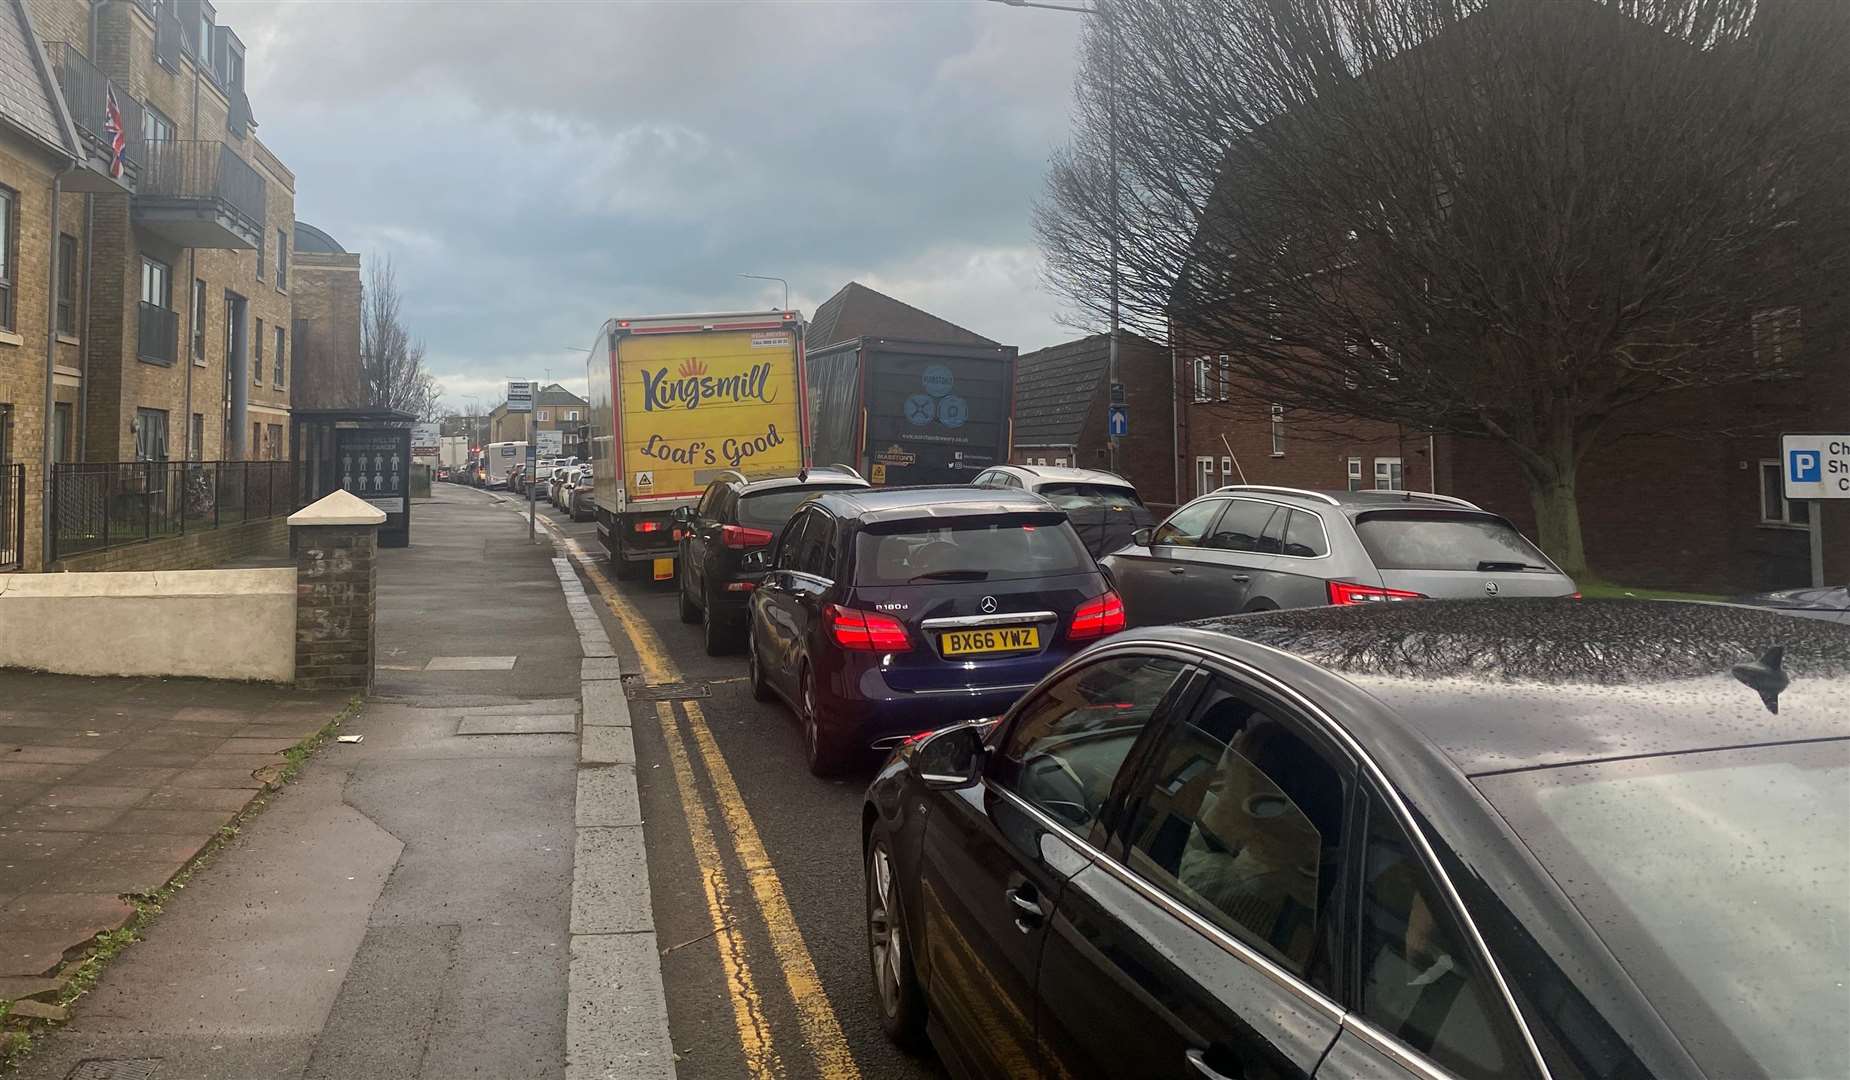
1196 456 1216 497
0 186 15 330
1270 404 1285 456
1216 355 1230 401
267 423 283 460
1374 457 1405 491
255 228 264 281
1759 460 1811 528
537 408 551 423
252 421 262 460
1220 456 1234 487
275 228 287 288
1347 456 1363 492
57 234 78 335
274 326 285 385
192 279 207 363
142 104 174 145
135 407 170 461
191 412 204 460
1193 357 1211 403
566 410 580 422
252 316 263 385
141 256 171 308
194 2 213 58
1752 308 1800 374
52 402 72 462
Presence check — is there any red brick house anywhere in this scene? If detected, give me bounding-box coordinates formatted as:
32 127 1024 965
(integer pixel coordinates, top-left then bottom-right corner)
1011 332 1178 508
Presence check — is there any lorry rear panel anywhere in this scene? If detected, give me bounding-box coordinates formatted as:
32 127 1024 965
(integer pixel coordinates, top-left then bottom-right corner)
807 337 1016 485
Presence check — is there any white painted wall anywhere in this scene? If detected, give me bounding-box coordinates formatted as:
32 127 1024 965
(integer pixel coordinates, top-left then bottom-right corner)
0 569 295 682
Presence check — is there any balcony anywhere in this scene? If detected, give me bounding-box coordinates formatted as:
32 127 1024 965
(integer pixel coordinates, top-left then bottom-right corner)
138 302 178 365
134 140 265 249
47 43 143 194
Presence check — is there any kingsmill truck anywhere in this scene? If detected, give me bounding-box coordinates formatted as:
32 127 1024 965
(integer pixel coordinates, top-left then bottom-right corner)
587 310 810 579
804 337 1016 485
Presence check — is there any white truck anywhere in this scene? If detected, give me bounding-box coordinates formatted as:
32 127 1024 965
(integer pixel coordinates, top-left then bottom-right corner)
586 310 810 579
482 441 528 488
439 436 469 472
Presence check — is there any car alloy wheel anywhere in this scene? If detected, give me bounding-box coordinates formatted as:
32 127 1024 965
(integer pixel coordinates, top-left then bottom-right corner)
677 563 700 624
747 623 775 703
865 836 926 1050
800 665 844 776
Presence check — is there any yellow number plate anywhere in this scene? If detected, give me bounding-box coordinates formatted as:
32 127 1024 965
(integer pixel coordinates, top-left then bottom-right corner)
941 626 1041 656
652 558 676 581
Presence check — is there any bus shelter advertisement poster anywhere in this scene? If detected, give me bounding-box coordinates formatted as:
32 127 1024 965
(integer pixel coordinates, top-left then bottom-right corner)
619 329 802 499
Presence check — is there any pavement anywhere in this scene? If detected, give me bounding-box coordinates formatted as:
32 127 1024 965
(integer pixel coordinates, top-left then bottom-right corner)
7 485 668 1080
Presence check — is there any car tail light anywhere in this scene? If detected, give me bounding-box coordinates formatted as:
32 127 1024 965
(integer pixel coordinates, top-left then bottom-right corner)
1069 590 1127 640
721 524 774 549
634 519 663 534
824 604 911 652
1328 581 1427 605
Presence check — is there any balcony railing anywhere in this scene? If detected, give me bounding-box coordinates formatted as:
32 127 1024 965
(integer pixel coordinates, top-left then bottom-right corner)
48 42 144 180
138 301 178 365
138 139 265 233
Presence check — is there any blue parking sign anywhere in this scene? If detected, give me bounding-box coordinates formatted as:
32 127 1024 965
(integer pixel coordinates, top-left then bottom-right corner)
1790 449 1821 484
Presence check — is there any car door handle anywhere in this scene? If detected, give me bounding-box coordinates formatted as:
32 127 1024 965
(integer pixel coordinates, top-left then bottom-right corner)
1168 566 1186 575
1185 1049 1240 1080
1004 886 1043 931
1228 574 1249 582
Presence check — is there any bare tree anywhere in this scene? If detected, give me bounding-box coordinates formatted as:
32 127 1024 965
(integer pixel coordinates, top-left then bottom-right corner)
1039 0 1846 575
360 256 441 421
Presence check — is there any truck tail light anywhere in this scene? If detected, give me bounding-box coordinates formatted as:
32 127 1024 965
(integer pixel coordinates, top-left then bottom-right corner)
1328 581 1427 605
824 604 911 652
1069 591 1126 640
721 524 774 549
634 520 663 534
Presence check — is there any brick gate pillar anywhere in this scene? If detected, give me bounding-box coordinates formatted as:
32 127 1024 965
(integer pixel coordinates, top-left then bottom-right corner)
288 489 386 691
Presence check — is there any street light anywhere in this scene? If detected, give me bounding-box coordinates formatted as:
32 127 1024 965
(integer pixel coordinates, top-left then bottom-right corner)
989 0 1121 474
737 273 790 310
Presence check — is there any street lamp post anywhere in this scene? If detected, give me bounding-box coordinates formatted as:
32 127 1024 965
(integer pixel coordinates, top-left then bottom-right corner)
992 0 1120 475
738 273 790 311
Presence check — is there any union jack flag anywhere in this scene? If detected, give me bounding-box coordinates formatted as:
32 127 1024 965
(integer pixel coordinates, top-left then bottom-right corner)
104 83 126 179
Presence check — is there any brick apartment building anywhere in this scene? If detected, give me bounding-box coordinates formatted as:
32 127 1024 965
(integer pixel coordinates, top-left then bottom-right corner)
489 383 589 446
287 220 361 412
0 0 327 571
1011 331 1178 507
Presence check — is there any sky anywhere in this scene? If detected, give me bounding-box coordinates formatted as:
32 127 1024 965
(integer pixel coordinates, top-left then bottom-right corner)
225 0 1088 410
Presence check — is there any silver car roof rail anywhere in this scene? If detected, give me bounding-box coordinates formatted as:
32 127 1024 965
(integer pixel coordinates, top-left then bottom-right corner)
1214 484 1342 506
1359 489 1482 510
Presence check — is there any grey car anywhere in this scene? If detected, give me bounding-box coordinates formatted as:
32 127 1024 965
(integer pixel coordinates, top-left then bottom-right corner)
970 464 1156 558
1100 485 1575 625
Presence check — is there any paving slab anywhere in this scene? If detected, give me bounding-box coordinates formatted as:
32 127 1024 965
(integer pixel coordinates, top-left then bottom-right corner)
581 656 624 681
455 713 578 736
579 724 635 766
581 680 628 727
575 766 641 828
569 826 654 935
567 931 676 1080
37 787 149 809
425 655 519 671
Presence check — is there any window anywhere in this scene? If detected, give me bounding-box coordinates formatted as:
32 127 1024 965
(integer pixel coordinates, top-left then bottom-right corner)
854 518 1092 585
1280 509 1329 558
255 228 264 281
1751 307 1800 373
775 510 815 572
252 421 262 459
192 279 207 362
1196 455 1215 497
537 409 551 422
1758 460 1811 527
194 2 213 58
135 408 170 461
190 413 204 460
1204 499 1278 552
1374 457 1405 491
1347 456 1363 492
252 317 263 384
1151 498 1227 548
567 409 580 422
267 424 283 460
993 654 1189 835
795 513 833 577
1270 404 1285 456
142 104 175 145
275 228 287 287
52 403 72 462
1193 357 1211 403
0 404 11 467
1358 788 1513 1079
1354 511 1553 572
274 326 285 385
1220 456 1234 488
141 256 171 308
57 234 77 336
0 186 15 330
1119 676 1348 989
1216 354 1230 400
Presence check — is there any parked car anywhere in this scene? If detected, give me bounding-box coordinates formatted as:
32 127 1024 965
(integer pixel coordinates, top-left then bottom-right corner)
971 464 1157 559
747 486 1125 775
1101 486 1574 626
674 467 870 656
569 466 596 522
863 598 1850 1080
1731 584 1849 622
506 463 528 494
552 464 578 509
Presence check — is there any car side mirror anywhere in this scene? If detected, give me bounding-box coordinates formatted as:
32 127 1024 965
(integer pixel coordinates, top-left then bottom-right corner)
670 506 692 523
910 723 988 789
1131 527 1153 547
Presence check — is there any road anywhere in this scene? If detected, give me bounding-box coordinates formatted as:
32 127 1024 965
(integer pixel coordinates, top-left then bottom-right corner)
506 487 941 1080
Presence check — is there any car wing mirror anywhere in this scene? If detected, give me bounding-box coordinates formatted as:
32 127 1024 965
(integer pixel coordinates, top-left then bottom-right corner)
670 505 692 523
1131 527 1153 547
911 722 989 789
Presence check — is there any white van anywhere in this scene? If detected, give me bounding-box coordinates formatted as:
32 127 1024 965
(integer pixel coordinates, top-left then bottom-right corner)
483 442 528 488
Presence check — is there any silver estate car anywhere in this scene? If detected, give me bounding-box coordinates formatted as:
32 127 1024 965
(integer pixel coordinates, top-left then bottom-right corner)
1100 485 1575 625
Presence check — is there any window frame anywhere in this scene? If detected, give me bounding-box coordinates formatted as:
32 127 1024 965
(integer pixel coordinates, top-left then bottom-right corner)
191 278 207 363
273 325 285 385
255 227 264 281
1270 404 1285 457
56 233 78 336
1757 459 1811 528
1216 354 1231 401
1374 457 1405 492
141 103 175 145
275 227 287 288
1196 455 1215 497
1220 456 1234 488
252 315 263 385
140 255 172 309
1347 456 1363 492
0 185 18 331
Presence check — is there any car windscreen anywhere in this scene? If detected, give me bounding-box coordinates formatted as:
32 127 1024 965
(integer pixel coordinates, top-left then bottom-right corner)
855 515 1093 585
738 486 859 529
1034 483 1144 511
1353 510 1553 572
1475 740 1849 1080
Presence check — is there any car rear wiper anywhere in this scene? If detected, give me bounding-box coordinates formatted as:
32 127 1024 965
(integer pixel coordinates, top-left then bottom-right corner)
1477 560 1547 572
907 569 989 582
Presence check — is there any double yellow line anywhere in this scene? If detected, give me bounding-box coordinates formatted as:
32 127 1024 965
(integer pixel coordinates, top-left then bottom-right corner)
563 534 861 1080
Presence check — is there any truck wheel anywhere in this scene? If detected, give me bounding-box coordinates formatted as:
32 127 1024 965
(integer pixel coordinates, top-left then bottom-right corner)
678 564 701 624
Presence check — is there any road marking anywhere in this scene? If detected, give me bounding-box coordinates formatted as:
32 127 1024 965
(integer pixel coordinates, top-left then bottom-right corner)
655 701 782 1078
566 536 862 1079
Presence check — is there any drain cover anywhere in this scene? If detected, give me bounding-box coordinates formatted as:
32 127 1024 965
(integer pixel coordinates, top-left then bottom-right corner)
621 678 710 701
68 1061 161 1080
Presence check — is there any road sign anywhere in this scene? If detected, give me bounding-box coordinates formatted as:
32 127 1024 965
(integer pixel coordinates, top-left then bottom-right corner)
536 430 564 456
410 423 440 460
507 380 535 413
1110 381 1126 405
1781 434 1849 500
1107 403 1129 438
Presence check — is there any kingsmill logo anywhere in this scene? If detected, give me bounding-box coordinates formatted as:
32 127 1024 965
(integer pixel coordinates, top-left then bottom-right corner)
640 360 778 411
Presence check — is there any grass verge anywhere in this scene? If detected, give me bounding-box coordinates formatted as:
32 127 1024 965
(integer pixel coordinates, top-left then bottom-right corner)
1578 580 1728 602
0 696 362 1073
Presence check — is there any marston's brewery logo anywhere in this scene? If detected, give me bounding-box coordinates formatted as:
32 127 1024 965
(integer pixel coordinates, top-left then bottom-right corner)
640 357 778 412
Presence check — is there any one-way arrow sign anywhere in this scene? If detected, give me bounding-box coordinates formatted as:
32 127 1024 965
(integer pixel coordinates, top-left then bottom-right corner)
1108 403 1129 438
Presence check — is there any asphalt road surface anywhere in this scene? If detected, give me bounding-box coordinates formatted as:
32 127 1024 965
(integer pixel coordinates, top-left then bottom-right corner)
511 490 941 1080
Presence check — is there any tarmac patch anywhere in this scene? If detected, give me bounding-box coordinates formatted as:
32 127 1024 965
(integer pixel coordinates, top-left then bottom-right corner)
618 677 710 701
425 656 518 671
454 713 577 735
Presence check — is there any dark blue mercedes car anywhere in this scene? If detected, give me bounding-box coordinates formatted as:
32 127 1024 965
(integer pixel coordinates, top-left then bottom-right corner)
747 487 1124 775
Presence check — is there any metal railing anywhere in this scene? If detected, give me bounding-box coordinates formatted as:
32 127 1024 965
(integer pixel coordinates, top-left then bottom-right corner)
50 460 302 562
48 42 145 174
138 140 265 232
138 301 178 365
1 463 22 571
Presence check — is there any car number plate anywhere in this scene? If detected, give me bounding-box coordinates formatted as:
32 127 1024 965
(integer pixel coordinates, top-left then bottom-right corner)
652 558 675 581
941 626 1040 656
